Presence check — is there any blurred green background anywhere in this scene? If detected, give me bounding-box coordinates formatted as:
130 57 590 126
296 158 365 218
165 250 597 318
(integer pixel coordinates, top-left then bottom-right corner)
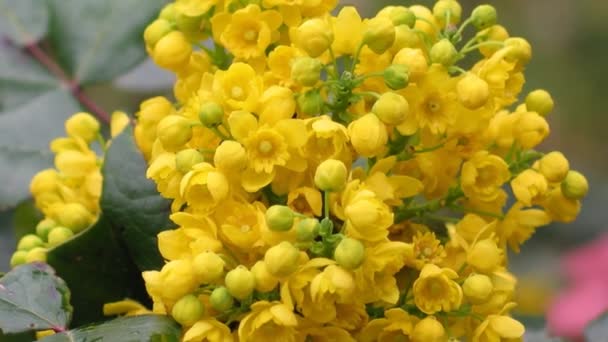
1 0 607 330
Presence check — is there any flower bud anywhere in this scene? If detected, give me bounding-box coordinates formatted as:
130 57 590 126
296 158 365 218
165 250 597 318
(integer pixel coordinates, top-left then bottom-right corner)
17 234 44 251
171 294 204 326
144 19 174 48
525 89 554 117
225 266 255 300
47 227 74 247
175 149 205 173
334 238 365 270
214 140 247 172
538 151 569 183
159 3 177 21
65 112 100 142
504 37 532 66
10 251 27 268
297 90 324 116
383 64 410 90
393 48 428 81
35 219 57 241
463 274 493 304
411 316 446 342
291 57 322 87
157 115 194 151
477 25 509 57
296 218 320 242
348 113 388 157
467 239 502 273
372 92 410 125
457 73 490 109
264 242 301 277
209 287 234 312
561 170 588 200
363 17 396 54
471 5 498 30
198 102 224 127
296 18 333 58
30 169 60 196
54 203 94 233
433 0 462 26
153 31 192 71
265 205 295 232
314 159 348 192
193 251 225 283
25 247 47 263
251 261 279 292
430 39 457 66
382 7 416 28
175 12 203 34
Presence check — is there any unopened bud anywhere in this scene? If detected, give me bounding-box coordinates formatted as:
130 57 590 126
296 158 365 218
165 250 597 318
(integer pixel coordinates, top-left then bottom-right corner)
296 218 320 242
382 7 416 28
334 238 365 270
214 140 247 172
198 102 224 127
264 242 301 277
525 89 554 117
55 203 93 233
297 90 324 116
144 19 174 48
10 251 27 268
471 5 498 30
225 266 255 300
153 31 192 71
539 151 569 183
25 247 47 263
430 39 458 66
17 234 44 251
65 112 100 142
265 205 295 232
314 159 348 192
157 115 194 151
209 287 234 312
47 227 74 247
372 92 410 125
504 37 532 66
463 274 493 304
411 316 446 341
35 219 57 241
457 73 490 109
175 149 205 173
193 251 225 283
171 294 204 326
383 64 410 90
433 0 462 26
291 57 322 87
251 261 279 292
467 239 502 273
363 17 396 54
561 170 589 200
296 18 333 58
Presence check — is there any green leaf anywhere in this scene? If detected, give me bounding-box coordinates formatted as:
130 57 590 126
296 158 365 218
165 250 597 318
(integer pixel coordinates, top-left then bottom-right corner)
12 200 41 240
0 331 36 342
0 0 49 46
101 128 174 271
0 88 80 210
46 216 149 326
46 0 166 84
39 315 180 342
585 312 608 341
0 263 71 334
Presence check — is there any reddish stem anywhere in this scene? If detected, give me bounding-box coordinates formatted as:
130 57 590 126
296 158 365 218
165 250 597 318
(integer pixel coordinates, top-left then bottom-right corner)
22 42 111 124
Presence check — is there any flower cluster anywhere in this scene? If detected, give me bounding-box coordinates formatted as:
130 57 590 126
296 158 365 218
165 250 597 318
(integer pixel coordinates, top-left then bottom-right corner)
11 112 128 267
135 0 588 341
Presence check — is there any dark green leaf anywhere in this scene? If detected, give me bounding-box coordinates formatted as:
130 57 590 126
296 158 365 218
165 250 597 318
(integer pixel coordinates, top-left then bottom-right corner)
0 0 49 46
0 89 80 210
11 200 41 240
0 331 36 342
101 127 174 271
38 315 180 342
585 312 608 342
0 263 71 334
47 216 148 326
47 0 166 84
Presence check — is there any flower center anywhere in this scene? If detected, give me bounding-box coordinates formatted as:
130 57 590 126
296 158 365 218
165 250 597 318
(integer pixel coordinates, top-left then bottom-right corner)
258 140 273 154
244 30 257 42
241 224 251 233
231 86 245 99
427 100 441 113
423 247 433 257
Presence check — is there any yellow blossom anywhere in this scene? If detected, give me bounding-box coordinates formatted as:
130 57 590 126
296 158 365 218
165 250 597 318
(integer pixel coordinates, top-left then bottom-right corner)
413 264 463 314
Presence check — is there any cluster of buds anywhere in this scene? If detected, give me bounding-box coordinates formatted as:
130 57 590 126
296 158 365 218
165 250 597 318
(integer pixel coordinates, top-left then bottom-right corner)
130 0 588 340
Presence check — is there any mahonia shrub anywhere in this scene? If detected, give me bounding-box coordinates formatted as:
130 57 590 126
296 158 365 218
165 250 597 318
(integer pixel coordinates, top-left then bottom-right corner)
17 0 591 341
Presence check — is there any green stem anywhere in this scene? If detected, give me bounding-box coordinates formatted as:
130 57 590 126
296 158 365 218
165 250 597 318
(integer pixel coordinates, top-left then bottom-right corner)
461 40 505 54
452 17 473 43
210 127 231 140
356 91 381 99
350 42 365 74
324 191 330 219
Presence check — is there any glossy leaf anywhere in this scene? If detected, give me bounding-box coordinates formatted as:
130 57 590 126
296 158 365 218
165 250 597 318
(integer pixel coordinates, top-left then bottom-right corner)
0 0 48 46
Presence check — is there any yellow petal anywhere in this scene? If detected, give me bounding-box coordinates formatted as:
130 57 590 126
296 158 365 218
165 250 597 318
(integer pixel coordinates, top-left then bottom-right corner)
489 316 525 338
228 110 258 142
274 119 307 148
242 168 275 192
111 111 130 138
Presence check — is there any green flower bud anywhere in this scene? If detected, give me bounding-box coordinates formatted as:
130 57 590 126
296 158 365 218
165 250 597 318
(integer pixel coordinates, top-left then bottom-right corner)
157 115 194 151
251 261 279 292
265 205 295 232
159 3 177 21
297 90 324 116
334 238 365 270
296 218 320 242
144 19 174 48
175 149 205 173
10 251 27 268
463 274 493 304
264 242 301 277
209 287 234 312
17 234 44 251
198 102 224 127
433 0 462 26
291 57 322 87
175 13 203 33
372 92 410 125
47 227 74 247
430 39 458 66
193 251 225 283
225 266 255 300
525 89 554 117
471 5 498 30
561 171 589 200
363 17 396 54
25 247 47 263
171 294 205 326
65 112 100 143
504 37 532 66
383 64 410 90
35 219 57 241
387 7 416 28
314 159 348 192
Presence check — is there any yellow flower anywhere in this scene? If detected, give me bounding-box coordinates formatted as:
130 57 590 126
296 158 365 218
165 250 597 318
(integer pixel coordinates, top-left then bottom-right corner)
411 316 447 342
175 0 217 17
348 113 388 158
213 63 263 112
411 231 446 270
303 115 350 163
179 163 229 211
343 184 393 242
103 299 151 317
331 7 363 56
467 238 503 273
413 263 463 314
135 96 175 160
496 203 550 252
303 265 355 323
238 301 298 341
287 187 322 217
358 308 418 342
183 319 233 342
214 200 264 255
159 259 198 302
211 5 282 59
510 169 548 206
461 151 510 203
472 315 525 342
